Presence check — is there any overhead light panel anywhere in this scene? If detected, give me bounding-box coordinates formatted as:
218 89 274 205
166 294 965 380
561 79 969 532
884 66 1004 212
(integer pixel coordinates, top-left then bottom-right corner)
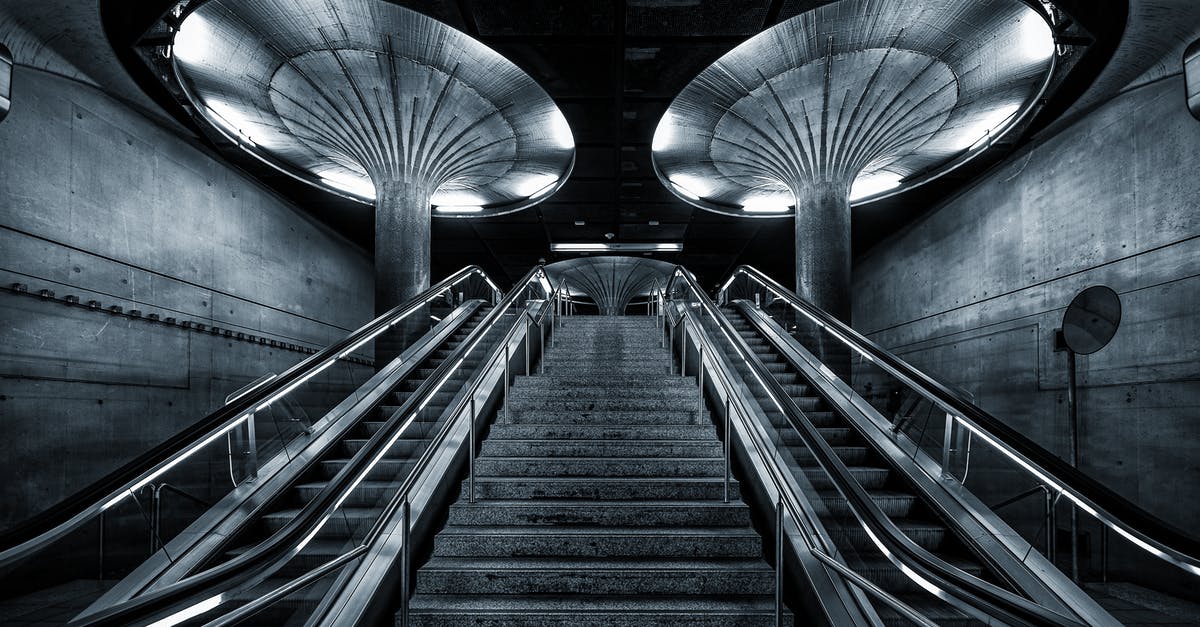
435 205 484 214
849 171 904 201
320 170 375 200
552 242 682 253
741 197 791 213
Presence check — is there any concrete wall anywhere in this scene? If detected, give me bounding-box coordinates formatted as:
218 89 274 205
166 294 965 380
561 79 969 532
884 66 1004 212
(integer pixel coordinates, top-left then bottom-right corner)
852 75 1199 586
0 66 374 527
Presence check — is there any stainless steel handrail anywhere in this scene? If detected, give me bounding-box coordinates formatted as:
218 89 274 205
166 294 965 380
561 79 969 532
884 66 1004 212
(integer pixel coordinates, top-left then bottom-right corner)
668 267 1086 626
71 267 543 626
718 264 1200 578
204 274 567 627
0 265 500 571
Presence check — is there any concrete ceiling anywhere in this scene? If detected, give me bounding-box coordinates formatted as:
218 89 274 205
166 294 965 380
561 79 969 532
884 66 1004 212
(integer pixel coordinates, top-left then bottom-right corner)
4 0 1194 289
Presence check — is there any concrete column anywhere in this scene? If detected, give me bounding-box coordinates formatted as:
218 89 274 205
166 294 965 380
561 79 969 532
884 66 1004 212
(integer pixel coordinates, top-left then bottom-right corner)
793 181 851 322
373 179 433 367
374 179 433 315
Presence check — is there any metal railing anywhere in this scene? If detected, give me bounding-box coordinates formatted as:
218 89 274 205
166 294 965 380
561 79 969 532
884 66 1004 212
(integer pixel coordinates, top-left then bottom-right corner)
718 265 1200 580
72 266 562 626
0 266 501 578
214 270 568 627
667 267 1087 626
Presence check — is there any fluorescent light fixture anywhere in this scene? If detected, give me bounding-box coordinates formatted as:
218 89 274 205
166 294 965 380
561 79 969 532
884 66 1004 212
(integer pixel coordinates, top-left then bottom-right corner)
668 174 712 201
515 174 559 199
552 242 682 253
320 170 376 199
1016 10 1055 63
574 220 586 226
172 12 213 64
953 103 1022 151
435 205 484 214
432 190 486 206
549 109 574 149
849 171 904 201
741 196 791 213
205 101 258 147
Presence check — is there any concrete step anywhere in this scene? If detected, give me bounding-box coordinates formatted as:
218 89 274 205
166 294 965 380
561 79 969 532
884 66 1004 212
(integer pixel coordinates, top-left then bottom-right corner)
541 363 672 375
513 374 695 388
479 438 722 458
431 525 763 558
413 556 774 595
486 423 717 441
507 397 698 412
407 594 784 627
464 477 738 501
446 500 753 528
502 409 708 425
507 385 697 400
473 457 725 478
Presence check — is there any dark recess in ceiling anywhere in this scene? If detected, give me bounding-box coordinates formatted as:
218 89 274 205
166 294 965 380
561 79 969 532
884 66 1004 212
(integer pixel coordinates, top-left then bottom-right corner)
101 0 1123 291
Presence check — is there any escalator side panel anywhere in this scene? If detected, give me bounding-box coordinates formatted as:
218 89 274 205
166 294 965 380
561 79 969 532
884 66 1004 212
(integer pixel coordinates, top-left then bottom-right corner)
732 301 1115 624
83 301 485 614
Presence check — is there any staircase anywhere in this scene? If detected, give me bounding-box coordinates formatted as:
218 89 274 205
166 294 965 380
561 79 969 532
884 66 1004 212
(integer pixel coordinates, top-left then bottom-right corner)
408 316 790 625
722 306 992 625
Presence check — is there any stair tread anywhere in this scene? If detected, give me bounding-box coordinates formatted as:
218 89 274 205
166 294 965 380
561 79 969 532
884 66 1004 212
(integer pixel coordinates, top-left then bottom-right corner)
409 594 777 612
436 525 760 537
421 556 773 571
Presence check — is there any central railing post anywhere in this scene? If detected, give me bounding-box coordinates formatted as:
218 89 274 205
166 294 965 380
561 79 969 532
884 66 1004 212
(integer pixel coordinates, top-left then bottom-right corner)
503 344 511 423
469 397 477 504
697 345 705 416
775 498 784 627
400 498 410 627
724 396 731 503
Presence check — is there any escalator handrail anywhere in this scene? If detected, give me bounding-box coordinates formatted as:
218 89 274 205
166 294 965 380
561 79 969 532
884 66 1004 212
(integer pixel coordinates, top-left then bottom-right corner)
719 264 1200 576
72 266 553 627
0 265 500 568
206 276 569 627
668 267 1085 626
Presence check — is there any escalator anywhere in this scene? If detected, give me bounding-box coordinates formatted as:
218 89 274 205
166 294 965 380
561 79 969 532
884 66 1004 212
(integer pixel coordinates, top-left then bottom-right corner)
195 304 495 623
722 305 990 625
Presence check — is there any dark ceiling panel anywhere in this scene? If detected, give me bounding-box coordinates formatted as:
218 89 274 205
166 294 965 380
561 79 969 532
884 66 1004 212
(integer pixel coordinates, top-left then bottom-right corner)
625 0 770 36
470 0 614 36
493 43 615 97
624 43 733 97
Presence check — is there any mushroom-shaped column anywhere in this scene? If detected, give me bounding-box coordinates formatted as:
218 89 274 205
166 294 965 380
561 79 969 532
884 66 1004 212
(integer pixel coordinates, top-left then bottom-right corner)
544 257 675 316
652 0 1055 321
171 0 574 315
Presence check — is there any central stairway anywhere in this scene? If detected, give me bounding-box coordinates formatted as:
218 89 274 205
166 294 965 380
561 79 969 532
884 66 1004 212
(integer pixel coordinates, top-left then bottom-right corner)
407 316 788 625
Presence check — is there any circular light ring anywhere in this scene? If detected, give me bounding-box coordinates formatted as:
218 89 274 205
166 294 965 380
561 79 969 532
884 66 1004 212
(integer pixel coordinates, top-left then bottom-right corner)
651 0 1056 217
171 0 574 217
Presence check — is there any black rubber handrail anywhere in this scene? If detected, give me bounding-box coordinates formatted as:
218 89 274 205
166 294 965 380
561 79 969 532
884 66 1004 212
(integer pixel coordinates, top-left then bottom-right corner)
71 265 549 627
0 265 498 569
669 267 1085 626
719 264 1200 576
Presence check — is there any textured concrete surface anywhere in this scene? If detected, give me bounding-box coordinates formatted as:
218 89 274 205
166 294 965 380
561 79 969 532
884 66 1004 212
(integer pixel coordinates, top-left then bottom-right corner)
852 75 1200 592
409 317 788 625
0 67 373 527
795 182 852 321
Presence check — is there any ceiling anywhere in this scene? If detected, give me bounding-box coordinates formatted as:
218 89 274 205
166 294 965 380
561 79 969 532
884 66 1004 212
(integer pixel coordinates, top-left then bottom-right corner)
12 0 1145 289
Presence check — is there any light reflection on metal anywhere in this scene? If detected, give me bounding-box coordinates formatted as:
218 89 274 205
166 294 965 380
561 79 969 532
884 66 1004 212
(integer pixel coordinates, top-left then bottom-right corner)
170 0 574 215
544 256 676 315
652 0 1057 214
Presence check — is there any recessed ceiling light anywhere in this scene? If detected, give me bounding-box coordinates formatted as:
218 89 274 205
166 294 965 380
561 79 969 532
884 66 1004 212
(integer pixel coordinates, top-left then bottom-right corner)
574 220 585 226
849 171 903 202
648 220 659 226
435 205 484 214
551 242 682 253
